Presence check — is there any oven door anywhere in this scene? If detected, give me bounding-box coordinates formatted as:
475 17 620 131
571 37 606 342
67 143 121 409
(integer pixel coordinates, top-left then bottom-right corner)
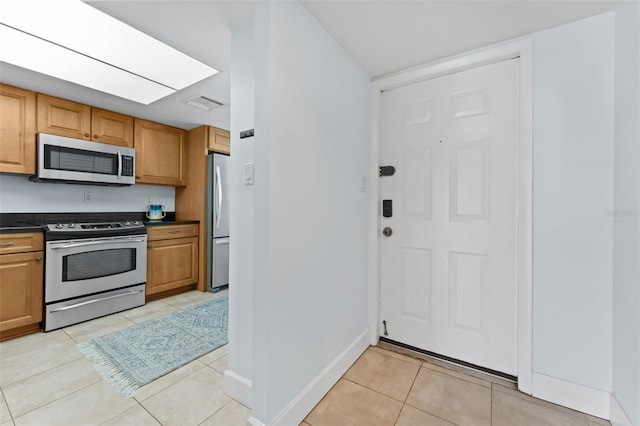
45 235 147 303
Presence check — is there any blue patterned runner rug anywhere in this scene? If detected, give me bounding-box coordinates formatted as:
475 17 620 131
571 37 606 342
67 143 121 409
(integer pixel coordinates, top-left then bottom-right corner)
78 296 228 397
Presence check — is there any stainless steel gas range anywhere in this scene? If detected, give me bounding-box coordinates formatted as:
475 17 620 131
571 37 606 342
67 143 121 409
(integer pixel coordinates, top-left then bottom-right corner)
44 220 147 331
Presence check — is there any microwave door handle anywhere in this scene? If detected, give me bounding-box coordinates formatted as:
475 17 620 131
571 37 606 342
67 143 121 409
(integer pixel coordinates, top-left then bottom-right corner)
216 165 222 229
51 239 146 250
117 150 122 179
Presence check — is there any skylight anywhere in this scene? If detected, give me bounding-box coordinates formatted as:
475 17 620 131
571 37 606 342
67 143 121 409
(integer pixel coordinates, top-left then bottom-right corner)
0 1 218 105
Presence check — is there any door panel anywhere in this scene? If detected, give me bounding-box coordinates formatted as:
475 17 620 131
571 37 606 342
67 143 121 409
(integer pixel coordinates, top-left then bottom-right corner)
0 84 36 174
448 251 488 334
402 149 432 219
379 59 519 375
37 93 91 140
450 141 490 221
400 247 431 322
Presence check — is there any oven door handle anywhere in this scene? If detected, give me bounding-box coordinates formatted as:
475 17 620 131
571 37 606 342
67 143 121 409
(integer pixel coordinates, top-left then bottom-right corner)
50 238 146 250
49 289 144 313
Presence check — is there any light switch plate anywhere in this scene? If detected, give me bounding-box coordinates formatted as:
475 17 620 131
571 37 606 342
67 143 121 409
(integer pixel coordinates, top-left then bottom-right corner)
243 163 254 185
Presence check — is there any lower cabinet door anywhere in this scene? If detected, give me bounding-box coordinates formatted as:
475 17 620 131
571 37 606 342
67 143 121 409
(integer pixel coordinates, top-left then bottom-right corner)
0 251 43 331
147 237 198 295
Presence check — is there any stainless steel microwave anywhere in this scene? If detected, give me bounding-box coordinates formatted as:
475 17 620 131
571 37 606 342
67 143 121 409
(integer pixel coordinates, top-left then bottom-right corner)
31 133 135 186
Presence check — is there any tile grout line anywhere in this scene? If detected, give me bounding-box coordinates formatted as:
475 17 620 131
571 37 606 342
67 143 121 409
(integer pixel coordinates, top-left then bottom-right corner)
63 313 138 344
4 354 94 387
195 397 234 426
402 399 463 426
397 363 474 426
0 349 85 388
402 364 421 404
137 400 163 426
393 361 424 425
0 386 14 423
11 379 105 422
492 382 596 422
420 361 492 390
340 376 408 405
491 382 494 425
134 361 210 404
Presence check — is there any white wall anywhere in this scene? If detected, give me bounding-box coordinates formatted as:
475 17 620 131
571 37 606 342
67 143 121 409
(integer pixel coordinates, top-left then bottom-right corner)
532 13 614 392
225 17 255 405
249 1 370 423
0 173 174 213
612 0 640 424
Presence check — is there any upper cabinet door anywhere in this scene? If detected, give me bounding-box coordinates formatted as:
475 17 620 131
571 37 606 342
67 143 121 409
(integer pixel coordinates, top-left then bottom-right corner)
37 94 91 140
0 84 36 175
134 119 186 187
91 107 134 147
207 127 230 154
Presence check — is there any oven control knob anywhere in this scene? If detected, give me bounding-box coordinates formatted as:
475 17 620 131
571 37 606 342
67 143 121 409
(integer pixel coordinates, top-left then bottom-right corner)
124 221 131 226
68 223 75 228
133 221 140 225
55 223 64 229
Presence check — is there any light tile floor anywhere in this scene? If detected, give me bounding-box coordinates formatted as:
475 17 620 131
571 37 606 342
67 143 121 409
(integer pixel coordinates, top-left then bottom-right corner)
0 293 614 426
0 289 250 426
304 346 612 426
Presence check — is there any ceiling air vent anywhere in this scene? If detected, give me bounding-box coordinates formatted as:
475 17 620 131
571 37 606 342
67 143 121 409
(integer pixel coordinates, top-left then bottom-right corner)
186 96 224 111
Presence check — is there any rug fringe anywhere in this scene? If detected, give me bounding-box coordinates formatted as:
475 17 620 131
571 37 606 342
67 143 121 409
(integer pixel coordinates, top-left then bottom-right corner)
78 342 139 398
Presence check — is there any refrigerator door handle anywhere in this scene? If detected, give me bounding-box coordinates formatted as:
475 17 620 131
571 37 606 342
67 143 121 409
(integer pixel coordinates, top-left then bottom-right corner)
216 165 222 229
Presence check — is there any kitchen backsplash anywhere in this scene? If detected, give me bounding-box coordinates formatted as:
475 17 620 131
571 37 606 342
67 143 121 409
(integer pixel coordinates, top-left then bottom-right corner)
0 174 175 213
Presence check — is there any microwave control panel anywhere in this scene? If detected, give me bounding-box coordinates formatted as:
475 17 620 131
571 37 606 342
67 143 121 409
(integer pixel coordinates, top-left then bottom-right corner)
122 156 134 177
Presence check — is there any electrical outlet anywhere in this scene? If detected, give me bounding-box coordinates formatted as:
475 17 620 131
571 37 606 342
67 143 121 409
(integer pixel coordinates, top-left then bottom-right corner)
84 191 93 203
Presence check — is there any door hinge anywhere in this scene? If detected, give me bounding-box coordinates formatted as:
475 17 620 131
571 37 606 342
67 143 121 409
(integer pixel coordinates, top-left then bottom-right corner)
382 320 389 336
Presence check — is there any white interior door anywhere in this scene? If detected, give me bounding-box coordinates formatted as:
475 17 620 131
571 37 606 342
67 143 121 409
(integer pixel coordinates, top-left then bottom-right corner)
379 59 520 375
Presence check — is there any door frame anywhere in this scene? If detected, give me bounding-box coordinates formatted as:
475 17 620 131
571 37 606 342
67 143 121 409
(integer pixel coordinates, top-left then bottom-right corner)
367 38 533 394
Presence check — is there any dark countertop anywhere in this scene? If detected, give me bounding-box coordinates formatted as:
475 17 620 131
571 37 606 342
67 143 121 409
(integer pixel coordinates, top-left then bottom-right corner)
0 226 45 234
144 220 200 227
0 211 183 234
0 221 200 233
0 213 197 233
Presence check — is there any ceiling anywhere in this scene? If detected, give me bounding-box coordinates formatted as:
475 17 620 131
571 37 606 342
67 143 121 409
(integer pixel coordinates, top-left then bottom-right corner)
301 0 616 78
0 0 615 131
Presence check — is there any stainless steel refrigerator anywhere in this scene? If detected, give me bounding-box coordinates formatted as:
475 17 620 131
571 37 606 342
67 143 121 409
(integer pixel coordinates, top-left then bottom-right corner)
206 153 230 291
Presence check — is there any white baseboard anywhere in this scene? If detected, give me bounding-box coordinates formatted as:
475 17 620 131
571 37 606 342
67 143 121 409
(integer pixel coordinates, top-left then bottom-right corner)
247 417 266 426
265 329 369 426
223 369 252 408
531 373 610 419
610 394 634 426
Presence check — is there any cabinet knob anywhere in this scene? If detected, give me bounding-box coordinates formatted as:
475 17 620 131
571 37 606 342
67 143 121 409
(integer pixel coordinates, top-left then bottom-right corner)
35 256 42 261
93 134 98 139
84 133 90 138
